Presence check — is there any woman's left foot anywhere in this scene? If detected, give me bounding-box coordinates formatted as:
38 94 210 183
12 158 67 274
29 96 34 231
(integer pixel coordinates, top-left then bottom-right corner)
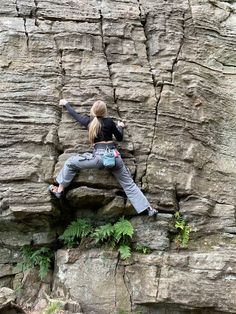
48 185 64 199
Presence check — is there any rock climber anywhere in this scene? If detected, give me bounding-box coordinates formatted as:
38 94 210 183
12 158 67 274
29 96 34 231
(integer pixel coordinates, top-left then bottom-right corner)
49 99 158 216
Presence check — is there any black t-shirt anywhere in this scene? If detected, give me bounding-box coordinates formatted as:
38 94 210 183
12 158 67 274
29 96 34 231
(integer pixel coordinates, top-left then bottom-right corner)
65 103 123 143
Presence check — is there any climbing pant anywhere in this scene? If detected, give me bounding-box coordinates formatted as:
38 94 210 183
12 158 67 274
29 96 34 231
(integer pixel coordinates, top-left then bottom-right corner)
56 143 150 213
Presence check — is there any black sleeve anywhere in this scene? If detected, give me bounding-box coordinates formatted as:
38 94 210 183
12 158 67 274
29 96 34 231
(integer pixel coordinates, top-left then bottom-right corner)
111 119 123 141
65 102 90 127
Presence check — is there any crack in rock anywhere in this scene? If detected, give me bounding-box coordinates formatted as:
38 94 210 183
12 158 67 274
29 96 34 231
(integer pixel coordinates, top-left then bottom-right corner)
140 84 163 190
155 265 161 301
123 266 133 311
15 0 20 16
54 39 66 100
136 1 164 188
33 0 39 26
51 39 67 176
187 0 197 34
170 13 185 83
185 59 228 73
173 184 181 211
98 0 137 185
23 18 29 48
114 255 120 309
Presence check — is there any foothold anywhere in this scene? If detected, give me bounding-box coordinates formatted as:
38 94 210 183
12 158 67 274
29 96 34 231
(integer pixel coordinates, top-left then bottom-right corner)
194 99 202 107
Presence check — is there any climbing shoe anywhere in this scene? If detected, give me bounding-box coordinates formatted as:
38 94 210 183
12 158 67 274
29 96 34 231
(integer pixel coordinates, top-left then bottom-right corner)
48 184 64 199
147 207 158 217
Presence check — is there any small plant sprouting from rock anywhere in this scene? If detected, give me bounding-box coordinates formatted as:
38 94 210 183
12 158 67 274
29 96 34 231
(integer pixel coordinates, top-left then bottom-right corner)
118 309 142 314
118 310 129 314
43 301 62 314
17 246 54 280
135 243 152 254
60 217 134 260
174 211 192 249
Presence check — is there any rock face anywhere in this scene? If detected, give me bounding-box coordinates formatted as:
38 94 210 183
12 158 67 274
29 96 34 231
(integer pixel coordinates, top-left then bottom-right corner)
0 0 236 313
53 247 236 314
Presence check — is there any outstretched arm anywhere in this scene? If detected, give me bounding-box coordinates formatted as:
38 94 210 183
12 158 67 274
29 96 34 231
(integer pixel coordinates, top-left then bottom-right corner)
111 120 124 141
59 99 90 128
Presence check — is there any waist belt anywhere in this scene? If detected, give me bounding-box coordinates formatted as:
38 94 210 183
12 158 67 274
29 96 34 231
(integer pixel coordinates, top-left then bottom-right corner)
94 143 116 150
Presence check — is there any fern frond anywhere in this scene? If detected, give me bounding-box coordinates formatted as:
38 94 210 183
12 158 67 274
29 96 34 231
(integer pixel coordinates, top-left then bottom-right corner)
17 245 54 280
38 257 51 279
114 217 134 243
59 218 93 247
93 223 114 243
118 244 131 260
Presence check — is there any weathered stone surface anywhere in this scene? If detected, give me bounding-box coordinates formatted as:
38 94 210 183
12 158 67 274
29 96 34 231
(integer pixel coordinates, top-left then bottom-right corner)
156 250 236 313
66 186 116 207
0 287 16 305
53 248 236 313
16 268 52 313
1 0 236 312
96 195 126 218
131 214 173 251
53 249 121 314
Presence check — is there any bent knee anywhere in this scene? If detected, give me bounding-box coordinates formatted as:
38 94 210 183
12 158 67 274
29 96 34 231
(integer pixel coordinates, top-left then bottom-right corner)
65 156 81 170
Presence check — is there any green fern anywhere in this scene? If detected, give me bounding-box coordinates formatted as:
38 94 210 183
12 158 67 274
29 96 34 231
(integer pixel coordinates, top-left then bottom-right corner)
93 223 114 243
17 246 53 280
59 217 134 260
118 244 131 260
114 217 134 243
59 218 93 247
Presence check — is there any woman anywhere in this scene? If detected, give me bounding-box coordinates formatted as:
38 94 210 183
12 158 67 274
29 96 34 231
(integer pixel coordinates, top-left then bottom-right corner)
49 99 158 216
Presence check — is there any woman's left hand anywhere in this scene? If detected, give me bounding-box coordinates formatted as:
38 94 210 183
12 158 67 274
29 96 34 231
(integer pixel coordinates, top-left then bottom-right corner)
59 99 68 107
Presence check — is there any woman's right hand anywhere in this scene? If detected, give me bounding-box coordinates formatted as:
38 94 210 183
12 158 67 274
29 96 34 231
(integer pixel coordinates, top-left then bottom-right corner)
59 99 68 107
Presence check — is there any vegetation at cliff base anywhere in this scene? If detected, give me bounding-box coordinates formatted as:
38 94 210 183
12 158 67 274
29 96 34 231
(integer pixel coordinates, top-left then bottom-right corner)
17 246 54 280
17 217 153 279
60 217 134 260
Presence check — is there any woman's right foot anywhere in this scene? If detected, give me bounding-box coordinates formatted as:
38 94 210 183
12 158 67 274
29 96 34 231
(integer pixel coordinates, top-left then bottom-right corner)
147 207 158 217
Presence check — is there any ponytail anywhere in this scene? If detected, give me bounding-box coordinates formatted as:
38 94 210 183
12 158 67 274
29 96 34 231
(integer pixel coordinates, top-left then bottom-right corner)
88 100 107 143
88 116 101 144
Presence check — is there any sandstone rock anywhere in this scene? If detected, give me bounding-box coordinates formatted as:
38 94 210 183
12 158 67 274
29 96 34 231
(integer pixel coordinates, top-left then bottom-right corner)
156 250 236 313
16 268 52 312
131 214 172 251
1 0 236 312
66 186 117 209
53 248 236 313
96 195 126 218
53 249 121 314
0 287 16 305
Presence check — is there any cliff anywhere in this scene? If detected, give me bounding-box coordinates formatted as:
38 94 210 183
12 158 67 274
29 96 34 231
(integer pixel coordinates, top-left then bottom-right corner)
0 0 236 313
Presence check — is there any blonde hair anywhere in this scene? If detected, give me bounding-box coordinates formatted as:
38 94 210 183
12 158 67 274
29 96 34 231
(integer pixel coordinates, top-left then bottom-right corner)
88 100 107 143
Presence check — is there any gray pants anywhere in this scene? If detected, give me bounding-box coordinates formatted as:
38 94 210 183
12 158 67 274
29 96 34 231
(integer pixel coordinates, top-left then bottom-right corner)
56 150 150 213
